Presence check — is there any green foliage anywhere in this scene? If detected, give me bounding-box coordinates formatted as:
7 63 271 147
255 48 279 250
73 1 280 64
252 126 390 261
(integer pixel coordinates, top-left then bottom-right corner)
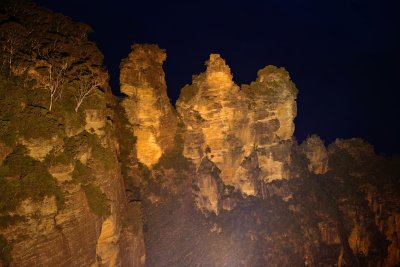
82 90 106 110
72 161 94 184
0 215 25 229
0 165 10 177
0 145 64 212
47 131 115 170
0 76 63 146
0 1 107 113
112 102 137 186
63 110 86 131
55 93 86 129
44 150 73 168
81 183 110 218
44 134 88 168
17 106 63 140
58 133 112 218
0 76 26 146
89 140 115 168
0 235 11 266
63 134 87 156
86 132 115 168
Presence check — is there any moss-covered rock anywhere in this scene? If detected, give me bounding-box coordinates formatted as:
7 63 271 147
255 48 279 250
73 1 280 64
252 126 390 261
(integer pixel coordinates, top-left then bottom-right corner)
0 145 64 213
82 183 110 218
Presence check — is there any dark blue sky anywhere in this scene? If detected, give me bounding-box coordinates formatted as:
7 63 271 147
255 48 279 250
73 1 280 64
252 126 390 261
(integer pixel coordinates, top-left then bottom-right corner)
35 0 400 154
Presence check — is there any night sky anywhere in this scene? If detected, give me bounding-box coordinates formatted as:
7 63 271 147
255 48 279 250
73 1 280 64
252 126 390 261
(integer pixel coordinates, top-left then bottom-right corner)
35 0 400 154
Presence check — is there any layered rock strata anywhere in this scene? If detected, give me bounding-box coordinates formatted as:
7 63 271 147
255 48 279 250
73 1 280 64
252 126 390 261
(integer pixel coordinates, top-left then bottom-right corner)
0 4 145 265
126 46 400 267
120 44 178 168
176 54 297 212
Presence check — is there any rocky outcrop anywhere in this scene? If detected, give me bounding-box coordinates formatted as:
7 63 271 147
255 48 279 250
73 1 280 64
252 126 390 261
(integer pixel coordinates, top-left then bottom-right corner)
134 46 400 267
0 4 144 266
176 54 297 212
241 65 297 184
301 135 328 174
177 54 253 196
1 3 399 263
120 44 178 168
0 109 141 267
193 157 224 214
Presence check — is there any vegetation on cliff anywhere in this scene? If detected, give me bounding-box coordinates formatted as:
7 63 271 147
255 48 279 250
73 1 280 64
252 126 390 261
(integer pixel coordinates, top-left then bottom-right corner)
0 1 399 266
81 183 110 218
153 122 191 174
0 2 123 265
0 145 64 212
0 0 107 113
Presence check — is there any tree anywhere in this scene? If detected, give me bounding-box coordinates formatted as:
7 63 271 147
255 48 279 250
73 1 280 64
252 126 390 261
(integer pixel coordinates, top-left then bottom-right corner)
0 22 27 73
0 1 108 112
72 65 107 112
35 57 70 111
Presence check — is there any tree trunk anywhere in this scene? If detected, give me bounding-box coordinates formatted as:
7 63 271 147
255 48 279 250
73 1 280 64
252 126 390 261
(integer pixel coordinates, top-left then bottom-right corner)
75 98 83 112
49 93 53 111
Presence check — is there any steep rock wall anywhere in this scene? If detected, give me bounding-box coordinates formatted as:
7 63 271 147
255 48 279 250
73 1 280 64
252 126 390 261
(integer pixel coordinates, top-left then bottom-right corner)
0 3 144 266
176 54 297 212
0 102 140 267
120 44 177 168
131 45 400 266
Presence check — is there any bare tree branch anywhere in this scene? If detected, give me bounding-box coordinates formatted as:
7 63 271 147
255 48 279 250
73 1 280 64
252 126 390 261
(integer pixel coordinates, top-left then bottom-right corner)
72 66 107 112
35 58 70 111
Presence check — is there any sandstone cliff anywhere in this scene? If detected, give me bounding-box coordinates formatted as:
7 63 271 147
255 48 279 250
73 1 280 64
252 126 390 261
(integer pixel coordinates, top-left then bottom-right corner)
176 54 297 213
1 2 399 265
129 46 400 266
0 3 144 267
0 75 142 267
120 44 178 169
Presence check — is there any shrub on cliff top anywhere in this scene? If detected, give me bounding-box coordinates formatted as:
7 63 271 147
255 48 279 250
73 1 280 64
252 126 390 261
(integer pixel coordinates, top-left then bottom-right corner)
0 76 63 146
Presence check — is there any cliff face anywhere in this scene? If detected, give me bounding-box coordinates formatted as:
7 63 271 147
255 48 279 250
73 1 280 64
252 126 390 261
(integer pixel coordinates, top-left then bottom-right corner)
120 44 178 168
1 2 399 265
176 54 297 213
0 81 140 267
301 135 329 174
126 46 400 266
0 3 144 267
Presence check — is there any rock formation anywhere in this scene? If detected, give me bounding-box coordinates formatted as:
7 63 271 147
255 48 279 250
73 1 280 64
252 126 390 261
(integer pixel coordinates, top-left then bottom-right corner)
133 47 400 266
120 44 178 168
0 3 144 267
176 54 297 213
0 2 399 266
301 135 329 174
